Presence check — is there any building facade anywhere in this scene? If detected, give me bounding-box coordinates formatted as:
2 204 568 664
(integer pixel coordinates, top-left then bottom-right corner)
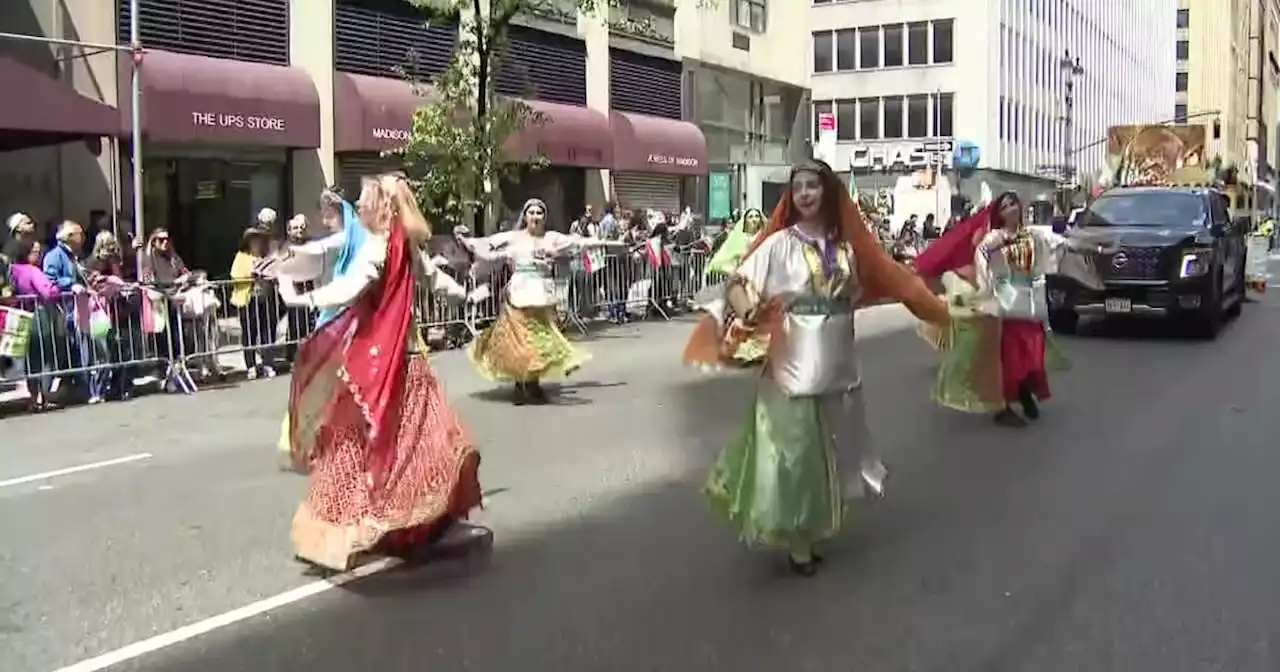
811 0 1176 204
1 0 811 272
676 0 810 218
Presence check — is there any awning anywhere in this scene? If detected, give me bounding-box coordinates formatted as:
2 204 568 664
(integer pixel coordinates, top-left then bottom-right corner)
119 50 321 148
610 111 707 176
505 100 613 168
0 56 119 151
333 73 436 153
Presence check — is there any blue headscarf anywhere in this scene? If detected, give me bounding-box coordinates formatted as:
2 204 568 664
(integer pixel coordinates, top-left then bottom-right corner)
316 201 369 325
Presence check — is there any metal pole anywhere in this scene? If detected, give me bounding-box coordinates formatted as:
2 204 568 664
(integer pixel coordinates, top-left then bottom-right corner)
0 31 124 52
130 0 145 278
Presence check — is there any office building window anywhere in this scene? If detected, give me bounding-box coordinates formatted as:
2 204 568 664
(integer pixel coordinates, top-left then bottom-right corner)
836 29 857 70
1174 104 1187 123
906 95 929 137
883 96 904 138
859 26 880 69
858 97 879 139
1177 8 1189 28
732 0 767 33
883 24 904 67
836 99 857 140
1176 72 1188 91
813 100 833 140
907 22 929 65
932 19 954 63
813 31 833 72
1176 40 1189 59
935 92 954 137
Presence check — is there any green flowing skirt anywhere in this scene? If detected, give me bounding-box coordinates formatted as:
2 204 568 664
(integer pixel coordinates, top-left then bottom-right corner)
704 378 851 549
932 311 1072 414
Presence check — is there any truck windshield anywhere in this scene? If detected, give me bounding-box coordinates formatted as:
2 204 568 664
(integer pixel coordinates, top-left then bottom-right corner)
1081 192 1207 227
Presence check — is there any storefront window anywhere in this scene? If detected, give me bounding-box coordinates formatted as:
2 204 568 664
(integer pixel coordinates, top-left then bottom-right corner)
141 157 287 277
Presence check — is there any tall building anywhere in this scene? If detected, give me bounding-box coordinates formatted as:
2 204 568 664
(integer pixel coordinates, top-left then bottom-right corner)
810 0 1176 202
0 0 809 268
1178 0 1280 207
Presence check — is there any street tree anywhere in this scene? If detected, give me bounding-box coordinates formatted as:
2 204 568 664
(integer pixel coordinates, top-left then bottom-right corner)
397 0 707 233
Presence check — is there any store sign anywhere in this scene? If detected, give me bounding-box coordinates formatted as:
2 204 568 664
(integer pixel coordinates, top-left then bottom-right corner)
850 141 954 171
648 153 699 169
371 127 411 142
815 112 837 165
191 112 287 132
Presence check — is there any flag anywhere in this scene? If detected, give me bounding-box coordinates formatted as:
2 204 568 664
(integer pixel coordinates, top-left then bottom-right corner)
645 237 671 267
848 171 859 201
581 247 607 274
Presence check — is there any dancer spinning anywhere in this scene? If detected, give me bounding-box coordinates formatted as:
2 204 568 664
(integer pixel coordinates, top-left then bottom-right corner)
915 191 1075 427
465 198 613 405
275 187 368 465
684 160 949 576
276 174 484 570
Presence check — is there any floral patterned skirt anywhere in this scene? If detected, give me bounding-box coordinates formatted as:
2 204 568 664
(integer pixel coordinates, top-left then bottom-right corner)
467 305 589 382
291 356 481 570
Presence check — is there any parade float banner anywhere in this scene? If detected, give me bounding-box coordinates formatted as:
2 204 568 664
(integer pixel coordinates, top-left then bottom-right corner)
1106 124 1210 186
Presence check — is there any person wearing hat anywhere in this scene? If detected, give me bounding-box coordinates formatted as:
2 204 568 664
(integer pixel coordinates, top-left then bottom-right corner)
2 212 36 261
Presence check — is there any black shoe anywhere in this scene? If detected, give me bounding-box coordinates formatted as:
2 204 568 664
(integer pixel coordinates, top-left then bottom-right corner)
788 555 819 577
512 383 527 406
527 381 549 405
1018 381 1040 420
993 408 1027 428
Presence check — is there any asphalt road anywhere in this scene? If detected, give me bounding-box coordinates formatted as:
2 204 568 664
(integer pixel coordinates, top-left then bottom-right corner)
3 294 1280 672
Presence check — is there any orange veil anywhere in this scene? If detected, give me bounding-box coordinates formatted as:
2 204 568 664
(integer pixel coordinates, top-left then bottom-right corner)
682 182 949 367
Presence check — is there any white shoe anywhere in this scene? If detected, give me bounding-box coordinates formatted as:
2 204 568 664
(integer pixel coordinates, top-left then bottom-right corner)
860 461 888 498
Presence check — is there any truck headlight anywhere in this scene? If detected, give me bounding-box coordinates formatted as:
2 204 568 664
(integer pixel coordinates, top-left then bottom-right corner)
1180 249 1213 277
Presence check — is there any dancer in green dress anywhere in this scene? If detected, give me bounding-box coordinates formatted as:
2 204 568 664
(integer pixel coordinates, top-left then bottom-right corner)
683 161 949 575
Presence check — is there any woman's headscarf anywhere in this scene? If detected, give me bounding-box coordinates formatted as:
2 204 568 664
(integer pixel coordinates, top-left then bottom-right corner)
316 201 370 325
513 198 546 231
683 160 948 367
703 208 766 279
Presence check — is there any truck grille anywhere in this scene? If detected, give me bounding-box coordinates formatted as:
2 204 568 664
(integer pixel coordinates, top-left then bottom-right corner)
1106 246 1162 280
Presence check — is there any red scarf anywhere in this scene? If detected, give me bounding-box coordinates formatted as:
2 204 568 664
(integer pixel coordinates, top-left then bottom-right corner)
914 204 997 280
289 224 416 492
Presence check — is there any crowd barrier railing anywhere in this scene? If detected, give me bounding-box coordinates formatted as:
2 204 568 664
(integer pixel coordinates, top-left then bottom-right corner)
0 247 717 406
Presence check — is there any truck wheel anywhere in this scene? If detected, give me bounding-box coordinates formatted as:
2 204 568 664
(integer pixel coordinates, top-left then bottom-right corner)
1195 272 1224 338
1048 309 1078 335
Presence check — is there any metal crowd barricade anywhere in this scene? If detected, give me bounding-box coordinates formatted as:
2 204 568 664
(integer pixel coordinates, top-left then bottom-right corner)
0 248 716 410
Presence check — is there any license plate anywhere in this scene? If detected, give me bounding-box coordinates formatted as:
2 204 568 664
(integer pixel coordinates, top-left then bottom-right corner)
1105 298 1131 313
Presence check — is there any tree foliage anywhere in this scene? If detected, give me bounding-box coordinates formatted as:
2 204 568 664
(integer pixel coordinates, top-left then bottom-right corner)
395 0 709 233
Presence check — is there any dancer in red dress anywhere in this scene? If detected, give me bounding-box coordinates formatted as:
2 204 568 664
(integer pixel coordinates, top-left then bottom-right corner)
277 174 486 570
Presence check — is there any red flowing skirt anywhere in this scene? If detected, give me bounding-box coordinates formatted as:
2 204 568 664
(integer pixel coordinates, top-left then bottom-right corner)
291 356 482 570
1000 319 1051 402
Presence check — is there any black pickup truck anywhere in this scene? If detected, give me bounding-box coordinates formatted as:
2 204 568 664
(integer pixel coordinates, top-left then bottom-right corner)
1045 186 1247 337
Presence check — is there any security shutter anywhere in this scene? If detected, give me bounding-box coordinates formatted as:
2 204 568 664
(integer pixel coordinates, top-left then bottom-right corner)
118 0 290 65
612 172 680 215
608 48 681 119
334 1 457 79
337 154 403 199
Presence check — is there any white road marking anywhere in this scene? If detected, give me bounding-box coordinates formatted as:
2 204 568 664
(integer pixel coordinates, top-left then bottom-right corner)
52 556 402 672
0 453 153 489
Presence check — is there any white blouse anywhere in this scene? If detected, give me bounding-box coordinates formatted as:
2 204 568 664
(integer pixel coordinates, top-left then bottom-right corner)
974 228 1068 322
468 230 602 308
734 228 862 397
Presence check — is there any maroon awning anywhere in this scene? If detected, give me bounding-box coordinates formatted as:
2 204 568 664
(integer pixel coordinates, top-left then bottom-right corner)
119 50 321 148
333 73 437 153
0 56 119 151
610 111 707 176
505 100 613 168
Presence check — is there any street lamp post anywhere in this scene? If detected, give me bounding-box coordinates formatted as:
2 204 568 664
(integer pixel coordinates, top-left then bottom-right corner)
1058 51 1085 209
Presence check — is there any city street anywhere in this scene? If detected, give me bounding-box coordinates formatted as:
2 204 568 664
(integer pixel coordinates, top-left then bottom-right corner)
4 295 1280 672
